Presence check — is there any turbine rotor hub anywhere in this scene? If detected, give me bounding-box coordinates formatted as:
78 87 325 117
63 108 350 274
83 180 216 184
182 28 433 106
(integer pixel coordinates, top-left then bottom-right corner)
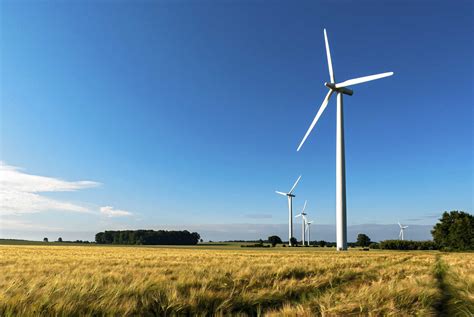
324 82 354 96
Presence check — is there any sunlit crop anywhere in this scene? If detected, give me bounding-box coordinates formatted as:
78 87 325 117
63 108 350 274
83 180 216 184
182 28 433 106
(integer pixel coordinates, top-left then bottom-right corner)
0 245 472 316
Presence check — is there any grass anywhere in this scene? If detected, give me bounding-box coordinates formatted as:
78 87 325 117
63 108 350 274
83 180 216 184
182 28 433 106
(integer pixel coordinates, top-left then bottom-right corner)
0 244 472 316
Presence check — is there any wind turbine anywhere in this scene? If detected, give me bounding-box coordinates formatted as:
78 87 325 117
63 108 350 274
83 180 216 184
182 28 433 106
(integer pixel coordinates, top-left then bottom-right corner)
306 220 313 246
398 222 408 240
295 200 308 246
276 175 302 246
296 29 394 251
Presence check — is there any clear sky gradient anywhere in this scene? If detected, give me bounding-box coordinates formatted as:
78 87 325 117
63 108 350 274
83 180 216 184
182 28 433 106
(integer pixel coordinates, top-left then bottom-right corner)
1 0 472 241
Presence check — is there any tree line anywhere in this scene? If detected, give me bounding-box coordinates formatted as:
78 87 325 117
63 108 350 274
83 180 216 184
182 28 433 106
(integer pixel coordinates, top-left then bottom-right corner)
377 240 437 250
95 230 201 245
265 211 473 251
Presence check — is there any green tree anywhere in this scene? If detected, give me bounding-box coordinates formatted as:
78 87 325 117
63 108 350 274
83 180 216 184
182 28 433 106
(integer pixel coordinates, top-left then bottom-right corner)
290 237 298 246
356 233 371 247
431 211 474 250
268 235 283 247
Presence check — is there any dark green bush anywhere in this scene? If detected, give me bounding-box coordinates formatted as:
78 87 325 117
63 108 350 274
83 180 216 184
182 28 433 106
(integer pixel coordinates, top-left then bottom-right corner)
379 240 437 250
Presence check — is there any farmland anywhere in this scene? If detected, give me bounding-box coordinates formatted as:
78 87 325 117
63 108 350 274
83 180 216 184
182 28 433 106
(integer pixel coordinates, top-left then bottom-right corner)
0 244 472 316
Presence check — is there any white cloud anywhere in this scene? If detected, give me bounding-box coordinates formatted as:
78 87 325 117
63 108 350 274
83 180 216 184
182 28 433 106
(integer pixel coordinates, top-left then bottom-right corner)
100 206 133 217
0 161 100 215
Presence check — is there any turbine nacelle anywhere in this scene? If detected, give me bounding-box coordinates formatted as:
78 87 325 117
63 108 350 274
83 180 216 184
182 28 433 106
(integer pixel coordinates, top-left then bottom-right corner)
324 82 354 96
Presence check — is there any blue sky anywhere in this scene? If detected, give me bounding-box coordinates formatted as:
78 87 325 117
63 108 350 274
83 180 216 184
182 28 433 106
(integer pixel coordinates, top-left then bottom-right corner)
1 0 472 241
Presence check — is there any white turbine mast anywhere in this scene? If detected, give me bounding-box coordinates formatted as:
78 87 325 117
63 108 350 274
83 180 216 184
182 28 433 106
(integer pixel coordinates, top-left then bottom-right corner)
295 200 308 246
398 221 408 240
275 175 301 246
306 220 313 246
297 28 394 251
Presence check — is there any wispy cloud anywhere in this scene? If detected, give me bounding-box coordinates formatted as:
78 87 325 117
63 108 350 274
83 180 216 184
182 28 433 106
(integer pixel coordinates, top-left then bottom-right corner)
100 206 133 217
403 213 441 222
0 218 64 231
424 213 441 219
0 162 99 193
0 162 100 215
244 213 272 219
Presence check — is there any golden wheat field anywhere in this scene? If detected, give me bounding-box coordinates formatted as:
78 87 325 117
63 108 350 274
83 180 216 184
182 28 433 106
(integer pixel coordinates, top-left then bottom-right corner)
0 245 472 316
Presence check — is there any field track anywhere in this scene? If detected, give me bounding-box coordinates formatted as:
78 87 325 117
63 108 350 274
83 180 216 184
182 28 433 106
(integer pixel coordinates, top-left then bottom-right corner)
1 244 472 316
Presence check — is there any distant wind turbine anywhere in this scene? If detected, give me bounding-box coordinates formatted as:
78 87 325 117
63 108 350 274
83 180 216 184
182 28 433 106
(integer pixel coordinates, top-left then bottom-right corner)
306 220 313 246
398 222 408 240
276 175 302 246
295 200 308 246
296 29 394 251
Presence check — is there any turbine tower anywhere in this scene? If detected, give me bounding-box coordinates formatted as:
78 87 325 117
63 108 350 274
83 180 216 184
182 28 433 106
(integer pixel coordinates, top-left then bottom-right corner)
295 200 308 246
276 175 301 246
398 222 408 240
297 29 394 251
306 220 313 246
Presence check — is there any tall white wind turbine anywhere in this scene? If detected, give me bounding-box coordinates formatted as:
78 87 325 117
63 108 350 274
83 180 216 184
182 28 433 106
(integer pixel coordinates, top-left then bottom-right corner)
295 200 308 246
398 222 408 240
306 220 313 246
297 29 394 251
276 175 302 246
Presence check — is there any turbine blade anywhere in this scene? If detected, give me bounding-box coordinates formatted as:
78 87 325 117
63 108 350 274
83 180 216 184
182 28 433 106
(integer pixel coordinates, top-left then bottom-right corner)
302 200 307 213
297 90 334 151
324 29 335 83
295 214 302 218
288 175 302 194
335 72 393 88
275 191 287 196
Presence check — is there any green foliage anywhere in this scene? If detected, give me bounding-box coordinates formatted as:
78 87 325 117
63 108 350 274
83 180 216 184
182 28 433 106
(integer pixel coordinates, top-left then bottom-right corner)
356 234 371 247
95 230 201 245
290 237 298 246
317 240 327 247
241 243 270 248
431 211 474 251
369 242 380 249
380 240 437 250
267 235 283 247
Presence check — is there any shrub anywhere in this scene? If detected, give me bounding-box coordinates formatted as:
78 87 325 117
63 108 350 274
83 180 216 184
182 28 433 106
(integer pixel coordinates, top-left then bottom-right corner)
379 240 437 250
369 242 380 249
241 243 270 248
290 237 298 246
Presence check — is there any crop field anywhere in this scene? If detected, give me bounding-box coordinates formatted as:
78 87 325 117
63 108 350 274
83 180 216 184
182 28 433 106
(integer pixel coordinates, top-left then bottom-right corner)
0 244 472 316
